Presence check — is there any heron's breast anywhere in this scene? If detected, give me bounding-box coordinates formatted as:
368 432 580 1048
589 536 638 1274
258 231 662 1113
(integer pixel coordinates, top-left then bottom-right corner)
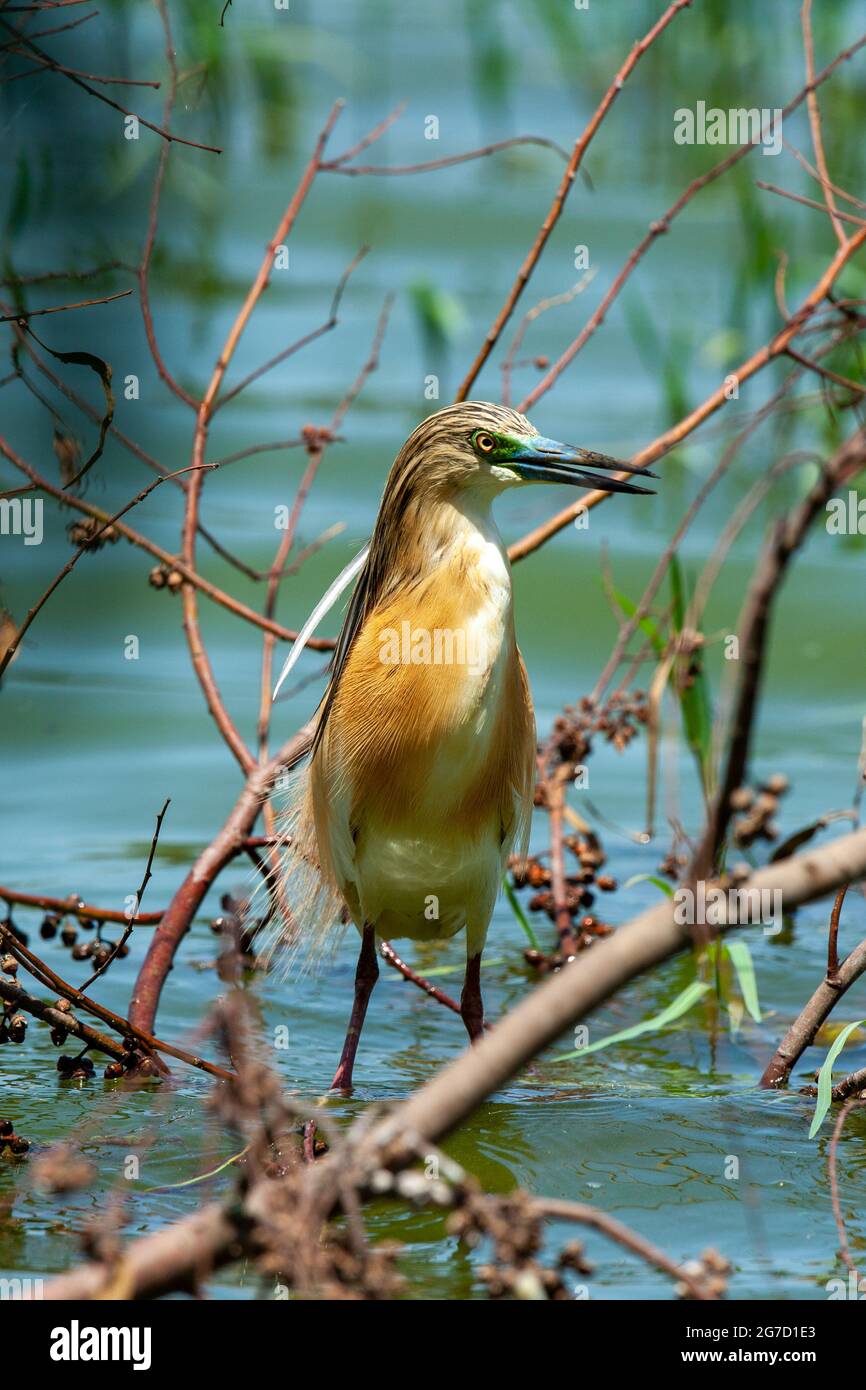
321 530 531 834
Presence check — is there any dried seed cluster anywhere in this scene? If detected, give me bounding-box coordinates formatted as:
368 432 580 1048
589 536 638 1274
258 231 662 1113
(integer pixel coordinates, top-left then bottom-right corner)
149 564 185 592
509 830 616 967
67 518 120 550
548 690 650 768
730 774 789 847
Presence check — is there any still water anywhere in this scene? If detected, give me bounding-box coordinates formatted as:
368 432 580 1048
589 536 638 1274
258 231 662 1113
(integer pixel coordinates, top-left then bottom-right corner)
2 0 865 1297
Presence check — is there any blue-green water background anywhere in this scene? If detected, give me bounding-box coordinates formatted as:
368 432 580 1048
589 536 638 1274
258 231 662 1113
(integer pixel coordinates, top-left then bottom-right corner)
1 0 866 1298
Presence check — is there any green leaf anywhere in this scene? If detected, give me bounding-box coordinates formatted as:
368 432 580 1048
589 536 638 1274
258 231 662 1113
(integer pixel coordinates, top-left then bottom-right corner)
723 940 761 1022
810 1019 866 1139
551 980 710 1061
141 1145 249 1193
408 280 466 357
609 587 666 658
669 556 714 798
6 152 31 236
502 876 540 950
623 873 675 898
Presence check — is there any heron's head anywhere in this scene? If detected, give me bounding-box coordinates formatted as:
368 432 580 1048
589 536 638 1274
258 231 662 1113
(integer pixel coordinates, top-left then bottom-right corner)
391 401 656 500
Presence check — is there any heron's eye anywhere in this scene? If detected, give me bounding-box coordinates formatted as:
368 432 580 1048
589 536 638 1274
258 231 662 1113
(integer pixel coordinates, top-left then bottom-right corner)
474 432 496 455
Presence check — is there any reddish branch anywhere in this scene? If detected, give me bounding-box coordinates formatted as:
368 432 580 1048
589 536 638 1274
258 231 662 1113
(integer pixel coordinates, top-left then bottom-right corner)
0 918 231 1081
214 245 368 411
508 225 866 562
380 943 462 1016
41 830 866 1302
0 887 162 927
801 0 847 247
0 976 127 1062
80 798 170 993
179 101 344 774
0 459 216 680
9 308 331 584
128 726 314 1036
0 436 332 649
455 0 694 401
756 180 866 228
515 29 866 417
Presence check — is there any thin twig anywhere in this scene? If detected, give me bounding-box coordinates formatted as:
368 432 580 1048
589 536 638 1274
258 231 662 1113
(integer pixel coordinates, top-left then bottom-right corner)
0 289 131 322
0 19 221 152
80 798 170 991
455 0 694 401
801 0 847 246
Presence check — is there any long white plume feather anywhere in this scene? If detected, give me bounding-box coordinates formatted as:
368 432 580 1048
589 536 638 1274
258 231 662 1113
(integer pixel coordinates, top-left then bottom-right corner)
272 542 370 701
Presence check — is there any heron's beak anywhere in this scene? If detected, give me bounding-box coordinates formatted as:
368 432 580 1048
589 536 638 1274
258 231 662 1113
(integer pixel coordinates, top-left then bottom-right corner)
510 436 656 495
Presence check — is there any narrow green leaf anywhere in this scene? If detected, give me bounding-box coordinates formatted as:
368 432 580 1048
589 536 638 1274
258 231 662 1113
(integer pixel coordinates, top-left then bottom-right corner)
610 587 666 658
502 876 540 950
623 872 675 898
723 940 762 1022
551 980 710 1061
810 1019 866 1139
669 556 714 797
141 1145 250 1193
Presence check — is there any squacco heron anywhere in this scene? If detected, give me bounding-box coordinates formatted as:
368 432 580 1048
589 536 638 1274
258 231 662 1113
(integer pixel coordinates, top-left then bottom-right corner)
274 402 655 1092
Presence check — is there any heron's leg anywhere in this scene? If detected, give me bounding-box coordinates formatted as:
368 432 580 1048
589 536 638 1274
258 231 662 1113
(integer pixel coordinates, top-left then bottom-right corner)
330 924 379 1093
460 952 484 1042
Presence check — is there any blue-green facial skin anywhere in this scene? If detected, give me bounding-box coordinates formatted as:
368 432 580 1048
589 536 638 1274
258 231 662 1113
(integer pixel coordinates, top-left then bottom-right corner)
470 430 621 470
470 430 655 493
470 429 532 464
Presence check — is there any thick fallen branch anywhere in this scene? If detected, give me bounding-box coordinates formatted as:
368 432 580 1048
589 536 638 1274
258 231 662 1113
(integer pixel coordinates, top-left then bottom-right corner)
40 825 866 1299
369 825 866 1150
